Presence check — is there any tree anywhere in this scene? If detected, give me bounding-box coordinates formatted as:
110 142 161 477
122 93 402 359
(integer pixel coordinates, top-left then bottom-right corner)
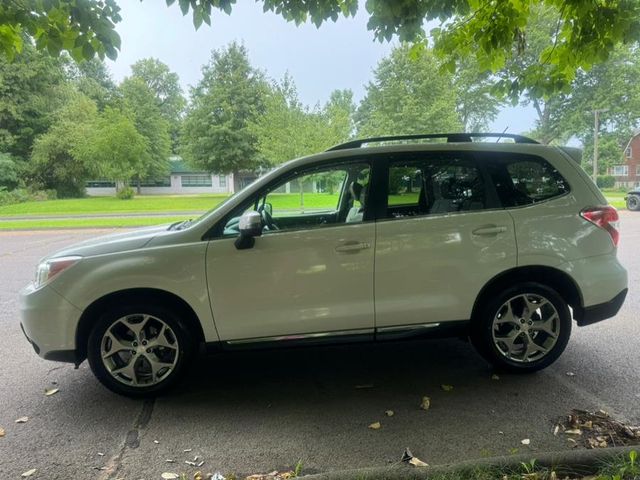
181 42 268 190
130 58 186 152
75 107 147 189
3 2 638 97
68 58 118 110
30 94 99 197
0 1 121 61
250 75 354 164
0 43 68 160
0 153 19 190
120 77 171 193
355 46 462 137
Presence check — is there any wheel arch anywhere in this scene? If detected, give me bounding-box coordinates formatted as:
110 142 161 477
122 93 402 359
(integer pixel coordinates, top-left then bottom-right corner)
75 288 205 364
471 266 584 323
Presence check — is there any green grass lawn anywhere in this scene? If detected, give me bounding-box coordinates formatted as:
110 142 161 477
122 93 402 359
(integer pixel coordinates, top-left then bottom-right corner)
601 189 627 209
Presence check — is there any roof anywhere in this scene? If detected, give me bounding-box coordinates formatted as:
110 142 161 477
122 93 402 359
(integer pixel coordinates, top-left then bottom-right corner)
169 156 207 174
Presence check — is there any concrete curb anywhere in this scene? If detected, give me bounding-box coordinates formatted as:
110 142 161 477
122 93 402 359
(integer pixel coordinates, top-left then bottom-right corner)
303 446 639 479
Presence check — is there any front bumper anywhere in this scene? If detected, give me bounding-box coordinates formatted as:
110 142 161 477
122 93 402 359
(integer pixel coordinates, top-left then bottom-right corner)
19 283 83 363
576 288 628 326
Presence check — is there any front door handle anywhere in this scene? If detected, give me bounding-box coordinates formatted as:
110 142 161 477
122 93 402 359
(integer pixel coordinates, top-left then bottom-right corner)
335 241 371 253
472 225 507 236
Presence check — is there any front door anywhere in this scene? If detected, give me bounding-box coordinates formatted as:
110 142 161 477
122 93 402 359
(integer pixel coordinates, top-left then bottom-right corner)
206 162 376 342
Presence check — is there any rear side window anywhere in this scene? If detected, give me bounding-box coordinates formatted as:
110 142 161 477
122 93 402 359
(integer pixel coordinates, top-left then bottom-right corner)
387 156 486 218
485 154 569 207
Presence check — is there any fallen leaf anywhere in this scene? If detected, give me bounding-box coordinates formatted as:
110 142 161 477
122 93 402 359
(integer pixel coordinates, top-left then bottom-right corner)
0 427 5 437
553 425 560 436
97 452 105 456
566 372 576 377
564 429 582 435
153 439 160 444
491 374 500 380
385 410 394 417
44 388 59 396
498 431 504 435
162 474 180 480
521 438 530 445
15 416 29 423
420 396 431 411
368 422 381 430
441 384 453 392
194 472 204 480
21 469 37 478
409 457 429 467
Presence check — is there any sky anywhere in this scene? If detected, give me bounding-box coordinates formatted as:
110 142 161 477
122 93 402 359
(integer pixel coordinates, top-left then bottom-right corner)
106 1 536 134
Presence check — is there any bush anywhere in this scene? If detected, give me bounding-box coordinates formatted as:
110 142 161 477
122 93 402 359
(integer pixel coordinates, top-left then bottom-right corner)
0 154 19 190
116 186 135 200
0 187 57 206
597 175 616 188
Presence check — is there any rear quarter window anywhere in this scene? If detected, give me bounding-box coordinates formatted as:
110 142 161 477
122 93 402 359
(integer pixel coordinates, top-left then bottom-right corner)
485 154 570 208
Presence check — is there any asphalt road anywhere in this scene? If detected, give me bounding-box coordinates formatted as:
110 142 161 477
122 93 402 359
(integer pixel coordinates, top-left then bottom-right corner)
0 214 638 480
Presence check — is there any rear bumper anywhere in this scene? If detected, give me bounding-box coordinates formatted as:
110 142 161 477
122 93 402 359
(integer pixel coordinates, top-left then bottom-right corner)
576 288 627 326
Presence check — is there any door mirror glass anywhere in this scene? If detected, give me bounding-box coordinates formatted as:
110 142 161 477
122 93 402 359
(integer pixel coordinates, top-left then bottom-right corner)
238 210 263 237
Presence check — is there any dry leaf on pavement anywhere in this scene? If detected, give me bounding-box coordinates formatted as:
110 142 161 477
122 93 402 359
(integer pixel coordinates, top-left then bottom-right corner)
521 438 531 445
0 427 5 437
194 472 204 480
21 469 37 478
161 474 180 480
44 388 59 396
153 439 160 444
409 457 429 467
566 372 576 377
401 448 429 467
420 396 431 410
368 422 381 430
441 384 453 392
15 416 28 423
385 410 394 417
565 429 582 435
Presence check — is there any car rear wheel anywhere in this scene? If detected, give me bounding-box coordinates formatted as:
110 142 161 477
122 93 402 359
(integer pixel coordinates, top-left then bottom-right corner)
471 282 571 373
87 304 194 397
627 194 640 211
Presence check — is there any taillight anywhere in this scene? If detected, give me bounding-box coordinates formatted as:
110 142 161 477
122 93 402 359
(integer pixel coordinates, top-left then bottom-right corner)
580 206 620 246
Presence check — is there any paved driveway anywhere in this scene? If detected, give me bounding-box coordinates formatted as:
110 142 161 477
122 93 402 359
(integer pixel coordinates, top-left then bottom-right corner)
0 214 638 479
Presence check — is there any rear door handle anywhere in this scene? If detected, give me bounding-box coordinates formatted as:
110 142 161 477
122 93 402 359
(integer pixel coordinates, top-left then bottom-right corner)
335 241 371 253
472 225 507 236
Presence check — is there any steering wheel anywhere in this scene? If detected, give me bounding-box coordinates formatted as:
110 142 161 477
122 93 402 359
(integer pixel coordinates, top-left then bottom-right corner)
258 204 279 231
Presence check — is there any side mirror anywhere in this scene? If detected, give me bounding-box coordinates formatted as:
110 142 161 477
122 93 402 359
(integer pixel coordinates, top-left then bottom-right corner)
235 211 262 250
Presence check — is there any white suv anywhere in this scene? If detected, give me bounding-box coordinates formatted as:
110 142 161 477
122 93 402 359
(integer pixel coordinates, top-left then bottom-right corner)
20 133 628 396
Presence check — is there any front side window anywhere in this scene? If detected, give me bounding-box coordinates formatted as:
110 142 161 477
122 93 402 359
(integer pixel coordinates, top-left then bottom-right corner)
222 163 370 235
486 155 569 207
387 156 486 218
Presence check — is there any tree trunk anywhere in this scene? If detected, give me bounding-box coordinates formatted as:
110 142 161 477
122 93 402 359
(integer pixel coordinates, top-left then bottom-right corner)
136 177 141 195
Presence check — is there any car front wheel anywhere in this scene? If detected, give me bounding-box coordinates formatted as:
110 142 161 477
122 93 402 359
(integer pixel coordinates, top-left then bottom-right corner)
471 282 571 373
87 304 194 397
627 194 640 211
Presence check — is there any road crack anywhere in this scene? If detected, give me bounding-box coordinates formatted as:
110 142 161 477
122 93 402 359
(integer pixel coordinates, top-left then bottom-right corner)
98 398 155 480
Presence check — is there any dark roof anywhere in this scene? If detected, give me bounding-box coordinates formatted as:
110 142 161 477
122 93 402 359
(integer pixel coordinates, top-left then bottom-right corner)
169 156 207 174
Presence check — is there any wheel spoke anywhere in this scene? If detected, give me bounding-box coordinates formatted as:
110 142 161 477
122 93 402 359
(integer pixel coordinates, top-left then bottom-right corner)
523 337 549 360
146 325 176 350
110 357 139 384
145 353 174 380
530 314 559 338
495 300 518 325
102 332 132 359
124 314 150 340
495 329 522 357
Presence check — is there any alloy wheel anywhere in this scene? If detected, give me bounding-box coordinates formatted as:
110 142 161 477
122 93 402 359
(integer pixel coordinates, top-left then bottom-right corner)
491 293 560 363
100 313 180 387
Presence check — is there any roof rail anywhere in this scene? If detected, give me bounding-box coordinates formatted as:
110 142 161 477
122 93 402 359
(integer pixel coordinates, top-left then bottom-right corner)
326 133 539 151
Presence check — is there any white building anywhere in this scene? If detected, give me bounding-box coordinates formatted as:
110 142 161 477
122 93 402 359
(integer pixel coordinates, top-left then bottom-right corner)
85 157 257 196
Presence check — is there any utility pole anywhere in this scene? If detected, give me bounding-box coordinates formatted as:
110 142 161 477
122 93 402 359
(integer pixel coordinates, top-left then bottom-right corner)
593 108 609 181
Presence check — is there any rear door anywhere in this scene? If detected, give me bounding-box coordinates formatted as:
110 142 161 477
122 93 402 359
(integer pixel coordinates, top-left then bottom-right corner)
374 152 517 329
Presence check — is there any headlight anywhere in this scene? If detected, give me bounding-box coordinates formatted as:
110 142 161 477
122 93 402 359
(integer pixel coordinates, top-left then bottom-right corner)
34 256 82 289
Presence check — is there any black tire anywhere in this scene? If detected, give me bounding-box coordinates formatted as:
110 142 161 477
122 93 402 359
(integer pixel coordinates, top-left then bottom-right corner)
471 282 571 373
627 194 640 211
87 303 194 397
